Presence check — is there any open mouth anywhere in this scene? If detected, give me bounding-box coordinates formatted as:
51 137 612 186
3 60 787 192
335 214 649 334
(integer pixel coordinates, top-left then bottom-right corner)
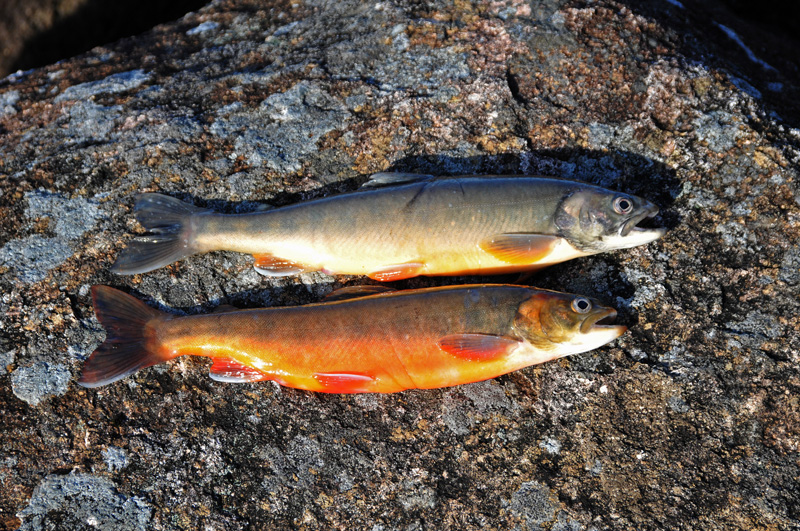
619 206 666 244
621 206 657 235
581 307 627 336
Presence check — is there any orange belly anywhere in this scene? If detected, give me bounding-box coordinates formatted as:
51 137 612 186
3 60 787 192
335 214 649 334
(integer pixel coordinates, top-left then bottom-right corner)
152 285 540 393
79 284 624 392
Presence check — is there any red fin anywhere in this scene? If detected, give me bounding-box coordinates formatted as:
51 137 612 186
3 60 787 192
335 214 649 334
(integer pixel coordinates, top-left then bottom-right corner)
252 254 310 277
323 285 397 302
479 234 559 264
79 286 170 388
368 262 424 282
209 358 268 383
437 334 520 362
313 372 375 393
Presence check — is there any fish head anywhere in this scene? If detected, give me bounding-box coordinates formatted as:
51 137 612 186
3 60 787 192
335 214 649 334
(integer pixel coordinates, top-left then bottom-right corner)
554 187 666 253
514 290 626 358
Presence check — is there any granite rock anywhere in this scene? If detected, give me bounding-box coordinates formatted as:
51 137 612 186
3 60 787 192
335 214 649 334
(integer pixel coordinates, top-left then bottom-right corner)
0 0 798 530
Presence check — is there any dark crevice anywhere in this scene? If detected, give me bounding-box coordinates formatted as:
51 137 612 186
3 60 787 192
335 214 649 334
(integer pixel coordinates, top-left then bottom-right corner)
65 292 84 320
505 67 526 105
720 328 767 340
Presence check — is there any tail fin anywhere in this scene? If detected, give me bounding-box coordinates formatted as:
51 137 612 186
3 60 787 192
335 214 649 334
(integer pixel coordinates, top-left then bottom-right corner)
79 286 174 388
111 193 211 275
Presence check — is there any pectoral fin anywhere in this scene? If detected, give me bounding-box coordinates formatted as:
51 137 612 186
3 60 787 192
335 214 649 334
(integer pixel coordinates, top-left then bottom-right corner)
479 234 559 264
437 334 520 362
209 358 268 383
252 254 312 276
313 372 375 393
368 262 425 282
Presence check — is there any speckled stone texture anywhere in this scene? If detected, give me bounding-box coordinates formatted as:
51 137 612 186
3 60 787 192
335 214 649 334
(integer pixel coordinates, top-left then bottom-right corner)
1 0 798 530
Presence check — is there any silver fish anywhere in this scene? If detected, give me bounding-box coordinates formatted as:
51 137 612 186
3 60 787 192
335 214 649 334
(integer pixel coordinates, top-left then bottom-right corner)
112 173 665 280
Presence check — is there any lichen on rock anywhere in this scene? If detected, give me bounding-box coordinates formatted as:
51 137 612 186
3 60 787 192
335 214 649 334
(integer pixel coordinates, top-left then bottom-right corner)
0 0 798 529
10 362 71 406
16 473 152 531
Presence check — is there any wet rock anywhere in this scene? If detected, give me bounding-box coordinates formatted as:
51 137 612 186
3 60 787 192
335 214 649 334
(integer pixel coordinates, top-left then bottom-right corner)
0 0 798 530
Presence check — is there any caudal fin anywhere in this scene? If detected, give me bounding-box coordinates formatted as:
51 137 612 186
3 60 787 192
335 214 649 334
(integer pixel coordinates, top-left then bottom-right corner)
79 286 174 388
111 193 211 275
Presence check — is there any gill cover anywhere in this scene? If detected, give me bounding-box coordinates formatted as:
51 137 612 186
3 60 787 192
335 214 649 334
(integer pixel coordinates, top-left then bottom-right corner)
513 291 626 357
553 188 665 253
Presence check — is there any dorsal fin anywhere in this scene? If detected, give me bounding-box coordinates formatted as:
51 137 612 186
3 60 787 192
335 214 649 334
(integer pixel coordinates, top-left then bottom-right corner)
361 172 434 188
323 285 397 302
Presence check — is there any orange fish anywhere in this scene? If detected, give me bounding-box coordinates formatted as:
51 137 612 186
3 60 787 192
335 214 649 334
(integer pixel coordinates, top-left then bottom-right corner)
111 174 665 280
79 284 626 393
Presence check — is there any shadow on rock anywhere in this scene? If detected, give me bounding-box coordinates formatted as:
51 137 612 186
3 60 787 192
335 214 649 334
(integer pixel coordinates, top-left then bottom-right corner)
148 175 366 215
136 148 680 224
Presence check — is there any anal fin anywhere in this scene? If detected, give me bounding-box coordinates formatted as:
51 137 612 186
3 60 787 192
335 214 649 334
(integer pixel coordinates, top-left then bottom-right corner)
209 358 268 383
368 262 424 282
313 372 375 393
253 254 311 277
479 233 559 264
437 334 520 362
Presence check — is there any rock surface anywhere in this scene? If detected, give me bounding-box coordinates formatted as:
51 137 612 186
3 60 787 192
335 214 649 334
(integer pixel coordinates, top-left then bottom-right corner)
1 0 798 529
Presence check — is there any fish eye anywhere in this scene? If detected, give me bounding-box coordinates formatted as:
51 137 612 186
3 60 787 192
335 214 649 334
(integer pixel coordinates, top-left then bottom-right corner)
613 196 633 215
571 297 592 314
